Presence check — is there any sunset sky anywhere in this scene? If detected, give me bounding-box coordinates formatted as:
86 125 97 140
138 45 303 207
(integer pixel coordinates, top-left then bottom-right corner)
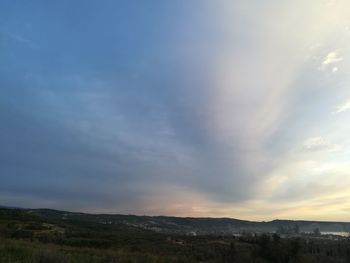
1 0 350 221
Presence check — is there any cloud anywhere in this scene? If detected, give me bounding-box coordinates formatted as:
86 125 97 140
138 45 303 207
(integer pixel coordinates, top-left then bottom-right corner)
335 100 350 113
3 32 40 49
319 50 343 70
1 0 350 220
302 137 339 152
323 51 343 65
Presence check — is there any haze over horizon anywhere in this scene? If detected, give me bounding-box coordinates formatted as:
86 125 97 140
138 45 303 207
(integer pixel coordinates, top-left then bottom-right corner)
1 0 350 221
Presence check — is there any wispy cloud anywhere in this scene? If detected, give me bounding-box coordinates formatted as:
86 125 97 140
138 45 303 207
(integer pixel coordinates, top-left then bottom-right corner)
5 32 40 49
2 0 350 220
335 100 350 113
302 137 339 152
319 50 343 70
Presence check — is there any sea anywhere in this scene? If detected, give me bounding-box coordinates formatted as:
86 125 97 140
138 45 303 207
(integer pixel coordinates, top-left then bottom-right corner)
321 232 349 237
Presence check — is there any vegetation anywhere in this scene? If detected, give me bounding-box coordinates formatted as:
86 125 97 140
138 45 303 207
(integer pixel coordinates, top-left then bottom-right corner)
1 208 350 262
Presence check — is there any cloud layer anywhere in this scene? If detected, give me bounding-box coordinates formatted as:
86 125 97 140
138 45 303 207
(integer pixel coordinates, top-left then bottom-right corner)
1 0 350 220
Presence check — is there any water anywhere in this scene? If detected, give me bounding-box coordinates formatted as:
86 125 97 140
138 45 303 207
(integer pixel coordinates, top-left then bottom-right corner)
321 232 349 237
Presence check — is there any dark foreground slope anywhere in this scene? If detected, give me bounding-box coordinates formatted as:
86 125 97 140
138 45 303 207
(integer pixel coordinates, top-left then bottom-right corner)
1 207 350 263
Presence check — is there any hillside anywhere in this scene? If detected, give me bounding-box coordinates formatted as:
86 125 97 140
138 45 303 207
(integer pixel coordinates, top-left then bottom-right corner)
2 207 350 262
2 207 349 235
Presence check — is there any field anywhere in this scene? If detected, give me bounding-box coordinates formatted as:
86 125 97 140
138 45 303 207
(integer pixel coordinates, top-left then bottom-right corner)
1 208 350 263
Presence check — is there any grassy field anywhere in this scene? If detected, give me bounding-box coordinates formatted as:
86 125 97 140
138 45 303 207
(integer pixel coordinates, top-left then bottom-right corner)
1 208 350 263
0 237 187 263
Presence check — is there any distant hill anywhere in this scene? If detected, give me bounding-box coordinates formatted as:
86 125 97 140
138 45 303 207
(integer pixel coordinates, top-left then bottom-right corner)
0 205 24 209
2 206 349 235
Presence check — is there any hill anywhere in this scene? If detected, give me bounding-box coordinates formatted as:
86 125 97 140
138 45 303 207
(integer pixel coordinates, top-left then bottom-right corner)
2 206 350 235
1 206 350 262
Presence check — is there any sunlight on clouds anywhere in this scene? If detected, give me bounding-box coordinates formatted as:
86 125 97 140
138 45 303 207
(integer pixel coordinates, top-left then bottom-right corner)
319 50 344 71
302 137 339 152
335 100 350 113
3 0 350 220
203 0 350 204
32 0 350 220
322 51 343 66
55 0 350 220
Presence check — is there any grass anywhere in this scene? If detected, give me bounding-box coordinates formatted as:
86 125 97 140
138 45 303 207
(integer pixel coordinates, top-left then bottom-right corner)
2 208 350 263
0 237 188 263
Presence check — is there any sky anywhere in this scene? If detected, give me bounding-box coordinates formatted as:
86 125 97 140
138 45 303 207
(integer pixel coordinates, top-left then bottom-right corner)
1 0 350 221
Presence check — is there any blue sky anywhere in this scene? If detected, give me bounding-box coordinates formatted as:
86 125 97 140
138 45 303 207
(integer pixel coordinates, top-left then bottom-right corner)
1 0 350 220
